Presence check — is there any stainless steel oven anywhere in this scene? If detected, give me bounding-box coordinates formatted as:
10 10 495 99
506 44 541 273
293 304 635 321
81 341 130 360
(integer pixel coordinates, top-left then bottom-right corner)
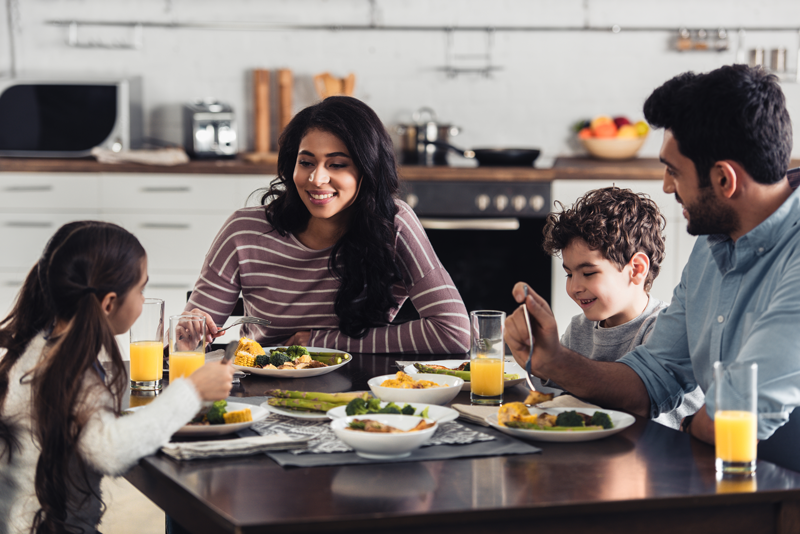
394 180 551 322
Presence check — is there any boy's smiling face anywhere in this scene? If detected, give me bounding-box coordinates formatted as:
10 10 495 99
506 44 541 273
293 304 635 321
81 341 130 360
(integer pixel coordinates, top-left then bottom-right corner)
562 238 650 328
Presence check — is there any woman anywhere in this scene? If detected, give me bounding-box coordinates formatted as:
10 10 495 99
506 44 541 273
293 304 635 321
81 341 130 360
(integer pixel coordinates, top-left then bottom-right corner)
187 96 469 353
0 221 233 534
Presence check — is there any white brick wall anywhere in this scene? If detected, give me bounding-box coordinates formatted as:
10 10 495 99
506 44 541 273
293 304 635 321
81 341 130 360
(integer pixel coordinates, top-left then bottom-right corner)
1 0 799 159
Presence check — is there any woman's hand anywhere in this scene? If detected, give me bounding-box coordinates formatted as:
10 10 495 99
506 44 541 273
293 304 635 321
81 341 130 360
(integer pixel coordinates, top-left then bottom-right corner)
283 331 311 346
186 308 219 344
188 359 235 401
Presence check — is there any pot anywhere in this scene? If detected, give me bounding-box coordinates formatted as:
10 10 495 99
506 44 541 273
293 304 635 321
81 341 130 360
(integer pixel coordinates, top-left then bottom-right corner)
430 142 541 167
396 107 460 166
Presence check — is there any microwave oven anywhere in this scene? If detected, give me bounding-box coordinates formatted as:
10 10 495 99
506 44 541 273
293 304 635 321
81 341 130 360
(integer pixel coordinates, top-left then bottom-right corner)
0 77 143 157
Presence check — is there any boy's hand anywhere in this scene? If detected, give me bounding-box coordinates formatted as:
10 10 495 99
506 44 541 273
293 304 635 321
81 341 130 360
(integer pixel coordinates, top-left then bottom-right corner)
505 282 562 377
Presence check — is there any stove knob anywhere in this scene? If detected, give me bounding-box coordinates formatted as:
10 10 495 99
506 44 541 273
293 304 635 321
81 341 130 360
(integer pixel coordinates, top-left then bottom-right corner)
475 194 491 211
529 195 546 212
405 193 419 210
494 194 509 212
512 195 527 212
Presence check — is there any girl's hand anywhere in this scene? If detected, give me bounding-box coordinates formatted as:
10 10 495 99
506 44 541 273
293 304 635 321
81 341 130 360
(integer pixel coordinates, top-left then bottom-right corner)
186 308 219 344
283 331 311 346
188 359 235 401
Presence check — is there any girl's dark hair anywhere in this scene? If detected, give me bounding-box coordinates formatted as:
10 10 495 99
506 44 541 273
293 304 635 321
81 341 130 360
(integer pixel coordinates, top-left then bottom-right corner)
261 96 402 338
543 187 666 292
0 221 146 534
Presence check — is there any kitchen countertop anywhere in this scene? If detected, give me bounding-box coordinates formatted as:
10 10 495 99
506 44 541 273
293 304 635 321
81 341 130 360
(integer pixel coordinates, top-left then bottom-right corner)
1 156 798 181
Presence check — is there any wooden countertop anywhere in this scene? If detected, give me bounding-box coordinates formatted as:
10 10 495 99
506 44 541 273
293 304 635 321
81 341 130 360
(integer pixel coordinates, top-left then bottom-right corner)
1 156 797 182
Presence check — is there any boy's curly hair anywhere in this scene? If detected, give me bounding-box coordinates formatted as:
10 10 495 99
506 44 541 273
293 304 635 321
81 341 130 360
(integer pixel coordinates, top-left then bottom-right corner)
542 186 666 292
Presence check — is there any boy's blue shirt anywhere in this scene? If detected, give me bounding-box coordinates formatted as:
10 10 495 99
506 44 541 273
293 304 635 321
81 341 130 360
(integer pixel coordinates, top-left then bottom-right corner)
619 186 800 439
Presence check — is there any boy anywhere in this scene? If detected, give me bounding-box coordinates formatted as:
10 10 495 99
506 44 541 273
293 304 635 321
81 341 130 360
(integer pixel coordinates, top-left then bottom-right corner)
532 186 703 429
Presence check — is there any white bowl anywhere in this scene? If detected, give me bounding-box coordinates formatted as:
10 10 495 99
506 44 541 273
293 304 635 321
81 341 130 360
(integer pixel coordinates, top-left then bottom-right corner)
580 137 646 160
331 414 438 459
367 373 463 405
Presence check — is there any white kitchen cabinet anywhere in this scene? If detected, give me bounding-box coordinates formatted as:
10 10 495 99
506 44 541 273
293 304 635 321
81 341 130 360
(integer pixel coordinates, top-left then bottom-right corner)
0 173 100 211
549 179 697 337
100 174 240 212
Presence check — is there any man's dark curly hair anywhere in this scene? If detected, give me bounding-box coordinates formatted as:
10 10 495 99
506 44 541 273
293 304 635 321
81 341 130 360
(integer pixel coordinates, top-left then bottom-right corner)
542 187 666 292
644 64 792 187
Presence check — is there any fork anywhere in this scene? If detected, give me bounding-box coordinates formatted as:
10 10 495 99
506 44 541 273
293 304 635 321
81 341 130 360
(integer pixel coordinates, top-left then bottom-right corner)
522 285 537 392
213 316 271 337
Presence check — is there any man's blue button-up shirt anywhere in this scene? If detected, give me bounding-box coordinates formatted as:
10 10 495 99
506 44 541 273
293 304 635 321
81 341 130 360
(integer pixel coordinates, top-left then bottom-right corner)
620 187 800 439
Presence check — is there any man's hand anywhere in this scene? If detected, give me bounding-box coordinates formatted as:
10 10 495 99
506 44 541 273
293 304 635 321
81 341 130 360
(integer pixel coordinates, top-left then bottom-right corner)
683 405 715 444
505 282 562 377
283 331 311 347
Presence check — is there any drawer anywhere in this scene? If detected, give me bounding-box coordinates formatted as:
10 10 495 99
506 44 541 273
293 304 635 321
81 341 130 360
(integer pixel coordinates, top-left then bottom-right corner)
143 272 197 323
0 173 100 211
0 212 100 269
100 174 239 212
0 270 27 318
102 212 231 273
238 176 275 208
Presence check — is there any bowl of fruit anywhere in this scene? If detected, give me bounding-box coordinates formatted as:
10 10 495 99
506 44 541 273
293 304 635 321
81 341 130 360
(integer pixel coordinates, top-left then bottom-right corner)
576 116 649 160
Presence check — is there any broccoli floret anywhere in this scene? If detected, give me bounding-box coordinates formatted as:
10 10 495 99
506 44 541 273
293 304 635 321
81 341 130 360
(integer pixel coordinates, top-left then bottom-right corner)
269 352 291 367
255 354 270 368
591 411 614 429
348 420 366 430
345 398 368 416
401 404 415 416
366 398 382 411
285 345 310 359
419 407 430 419
206 400 228 425
379 402 402 414
555 410 585 428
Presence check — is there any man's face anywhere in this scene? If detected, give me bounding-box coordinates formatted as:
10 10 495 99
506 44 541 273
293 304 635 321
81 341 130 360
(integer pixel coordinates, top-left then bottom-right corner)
659 130 739 236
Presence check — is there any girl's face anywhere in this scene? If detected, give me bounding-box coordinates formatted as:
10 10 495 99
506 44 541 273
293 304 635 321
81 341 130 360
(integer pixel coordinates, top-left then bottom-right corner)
293 128 361 224
107 257 149 336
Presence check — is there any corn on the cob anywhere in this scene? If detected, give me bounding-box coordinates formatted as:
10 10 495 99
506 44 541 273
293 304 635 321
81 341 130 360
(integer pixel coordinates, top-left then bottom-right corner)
223 408 252 424
235 336 265 356
233 352 256 367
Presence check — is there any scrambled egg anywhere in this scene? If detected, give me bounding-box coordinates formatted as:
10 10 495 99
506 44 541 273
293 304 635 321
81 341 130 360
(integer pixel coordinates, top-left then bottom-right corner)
380 371 443 389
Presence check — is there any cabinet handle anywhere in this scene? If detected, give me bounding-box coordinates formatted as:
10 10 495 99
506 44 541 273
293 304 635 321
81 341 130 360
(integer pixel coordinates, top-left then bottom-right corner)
4 221 54 228
4 281 23 287
140 187 191 193
419 218 520 231
140 223 191 230
4 185 54 192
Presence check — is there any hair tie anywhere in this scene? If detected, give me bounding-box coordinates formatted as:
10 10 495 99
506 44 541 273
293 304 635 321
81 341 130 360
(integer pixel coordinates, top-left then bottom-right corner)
81 286 99 296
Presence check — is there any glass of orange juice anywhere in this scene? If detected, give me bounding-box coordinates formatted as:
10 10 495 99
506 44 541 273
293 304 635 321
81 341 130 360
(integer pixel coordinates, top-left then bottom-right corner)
470 310 506 405
130 298 164 391
169 314 206 380
714 361 758 475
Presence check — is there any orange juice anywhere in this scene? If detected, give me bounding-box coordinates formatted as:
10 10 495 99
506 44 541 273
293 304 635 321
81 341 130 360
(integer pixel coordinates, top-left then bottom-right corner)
715 410 757 463
130 341 164 382
471 358 504 396
170 351 205 379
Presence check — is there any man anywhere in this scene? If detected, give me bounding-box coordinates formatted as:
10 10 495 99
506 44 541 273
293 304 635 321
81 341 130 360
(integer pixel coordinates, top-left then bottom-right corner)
506 64 798 448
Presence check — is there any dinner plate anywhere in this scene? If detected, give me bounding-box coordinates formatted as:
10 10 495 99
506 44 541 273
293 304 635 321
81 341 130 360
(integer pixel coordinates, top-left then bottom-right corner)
261 402 332 421
403 358 526 391
487 406 635 443
233 346 352 377
326 402 459 423
125 401 269 437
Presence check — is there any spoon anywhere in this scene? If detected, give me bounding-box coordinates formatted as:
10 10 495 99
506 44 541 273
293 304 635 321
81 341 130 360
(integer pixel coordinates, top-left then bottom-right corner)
522 285 537 392
213 316 271 338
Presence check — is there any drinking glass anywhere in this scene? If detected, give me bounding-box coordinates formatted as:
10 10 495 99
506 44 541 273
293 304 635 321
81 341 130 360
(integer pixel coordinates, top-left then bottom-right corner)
470 310 506 405
169 314 206 380
129 298 164 390
714 361 758 475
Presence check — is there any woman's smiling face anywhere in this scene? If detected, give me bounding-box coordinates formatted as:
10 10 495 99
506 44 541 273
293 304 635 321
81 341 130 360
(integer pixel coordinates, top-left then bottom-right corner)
293 128 361 224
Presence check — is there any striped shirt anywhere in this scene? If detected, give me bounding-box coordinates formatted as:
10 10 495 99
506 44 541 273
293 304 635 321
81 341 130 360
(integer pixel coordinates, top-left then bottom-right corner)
186 200 470 354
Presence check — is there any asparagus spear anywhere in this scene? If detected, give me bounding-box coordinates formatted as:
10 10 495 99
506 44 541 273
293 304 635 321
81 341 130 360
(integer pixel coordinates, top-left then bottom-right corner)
268 397 343 412
505 421 604 431
270 347 350 359
264 390 369 403
413 363 519 381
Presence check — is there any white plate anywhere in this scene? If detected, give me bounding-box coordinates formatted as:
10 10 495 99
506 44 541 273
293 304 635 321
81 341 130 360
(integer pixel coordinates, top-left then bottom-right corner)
262 402 331 421
233 346 352 377
487 406 635 443
404 358 526 391
327 402 459 423
125 401 269 437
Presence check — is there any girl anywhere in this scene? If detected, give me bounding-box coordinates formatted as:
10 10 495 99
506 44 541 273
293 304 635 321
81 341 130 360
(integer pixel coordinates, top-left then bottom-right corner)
187 96 469 354
0 221 234 534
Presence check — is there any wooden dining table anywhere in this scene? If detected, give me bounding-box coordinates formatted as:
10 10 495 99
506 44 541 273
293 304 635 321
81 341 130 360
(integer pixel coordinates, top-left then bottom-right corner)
123 353 800 534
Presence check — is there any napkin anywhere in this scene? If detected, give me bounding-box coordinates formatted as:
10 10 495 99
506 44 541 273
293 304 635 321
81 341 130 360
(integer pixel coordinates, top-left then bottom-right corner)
160 433 309 460
91 147 190 166
452 395 602 426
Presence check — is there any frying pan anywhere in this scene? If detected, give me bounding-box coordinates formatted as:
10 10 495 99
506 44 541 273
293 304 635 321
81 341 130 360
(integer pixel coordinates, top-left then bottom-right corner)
429 141 540 167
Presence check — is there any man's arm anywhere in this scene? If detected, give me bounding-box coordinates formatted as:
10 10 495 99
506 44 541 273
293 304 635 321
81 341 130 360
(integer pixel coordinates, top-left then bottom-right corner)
505 282 651 417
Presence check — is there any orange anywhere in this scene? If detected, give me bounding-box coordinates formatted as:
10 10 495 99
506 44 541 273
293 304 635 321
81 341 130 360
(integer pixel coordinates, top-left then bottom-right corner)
593 122 618 138
578 127 593 139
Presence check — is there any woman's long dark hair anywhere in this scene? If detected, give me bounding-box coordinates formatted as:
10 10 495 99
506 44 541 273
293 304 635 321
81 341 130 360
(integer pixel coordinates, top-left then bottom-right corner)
262 96 403 338
0 221 145 534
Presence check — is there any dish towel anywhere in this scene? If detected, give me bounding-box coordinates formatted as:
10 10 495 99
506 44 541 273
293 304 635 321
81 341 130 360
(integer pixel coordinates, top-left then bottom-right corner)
452 395 602 426
91 147 190 166
161 433 310 460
